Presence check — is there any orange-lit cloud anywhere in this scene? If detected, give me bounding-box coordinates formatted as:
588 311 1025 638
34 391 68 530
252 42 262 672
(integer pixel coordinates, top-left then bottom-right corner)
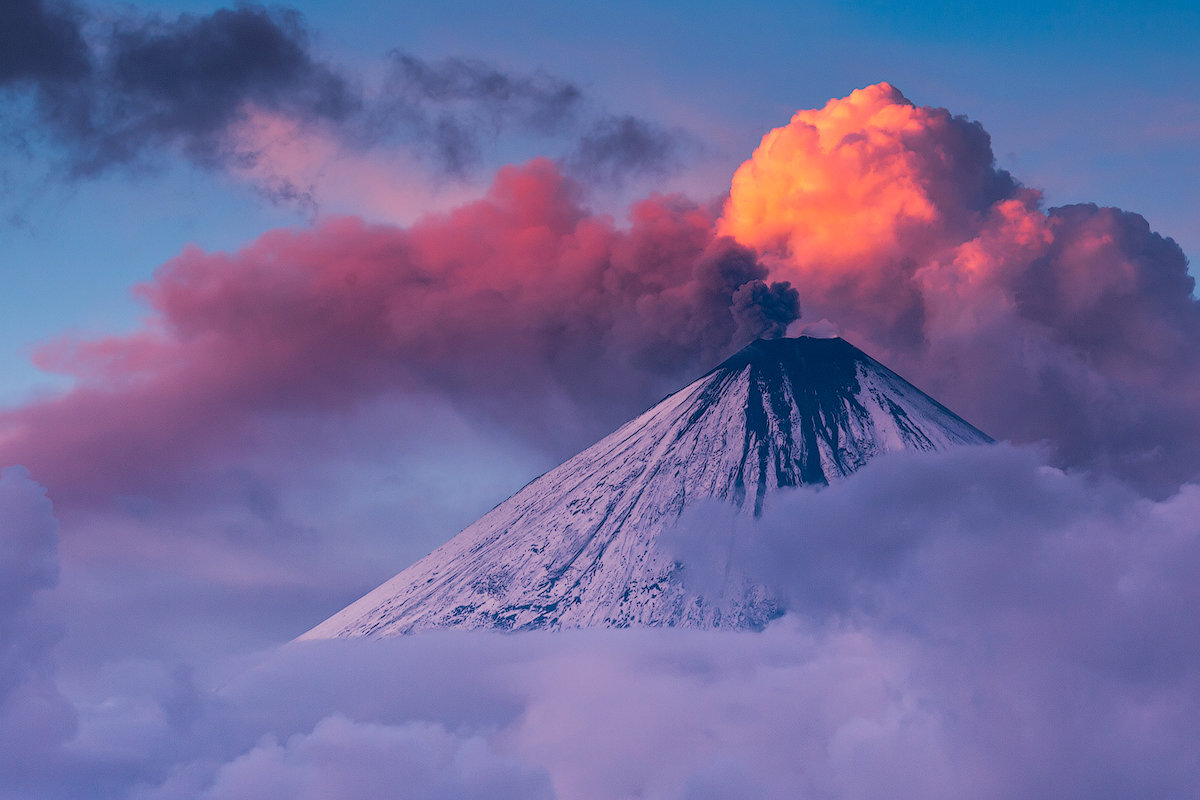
721 83 1200 493
720 83 1013 266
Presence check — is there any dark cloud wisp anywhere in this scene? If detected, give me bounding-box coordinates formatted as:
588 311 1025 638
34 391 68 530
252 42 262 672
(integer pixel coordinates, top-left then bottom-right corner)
564 114 683 186
4 448 1200 799
13 4 354 174
2 1 687 190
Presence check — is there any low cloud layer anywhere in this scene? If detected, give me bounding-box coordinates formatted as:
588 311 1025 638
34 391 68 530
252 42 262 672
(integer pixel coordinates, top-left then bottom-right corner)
177 715 554 800
722 82 1200 494
2 447 1199 799
0 467 75 778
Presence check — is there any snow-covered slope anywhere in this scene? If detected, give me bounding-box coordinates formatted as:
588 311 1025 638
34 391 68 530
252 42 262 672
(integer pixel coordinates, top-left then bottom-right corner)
302 336 992 637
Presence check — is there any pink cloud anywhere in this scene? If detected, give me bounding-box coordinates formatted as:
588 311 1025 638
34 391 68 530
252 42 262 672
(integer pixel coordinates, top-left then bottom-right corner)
0 158 797 506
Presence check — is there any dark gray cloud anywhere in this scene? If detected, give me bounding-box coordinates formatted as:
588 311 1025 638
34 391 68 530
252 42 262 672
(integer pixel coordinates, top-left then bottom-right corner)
731 273 802 342
0 0 90 85
387 53 582 131
564 114 682 186
371 54 681 181
1 2 685 190
377 53 582 176
31 5 356 174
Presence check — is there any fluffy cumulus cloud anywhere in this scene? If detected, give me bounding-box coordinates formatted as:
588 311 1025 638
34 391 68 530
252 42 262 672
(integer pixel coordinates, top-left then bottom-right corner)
722 82 1200 494
152 716 553 800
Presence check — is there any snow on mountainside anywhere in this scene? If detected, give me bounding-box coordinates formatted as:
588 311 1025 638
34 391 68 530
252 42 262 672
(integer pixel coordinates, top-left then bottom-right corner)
302 336 992 637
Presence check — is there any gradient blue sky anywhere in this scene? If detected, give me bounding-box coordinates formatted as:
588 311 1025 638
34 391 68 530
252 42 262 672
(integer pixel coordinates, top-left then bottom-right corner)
2 0 1197 405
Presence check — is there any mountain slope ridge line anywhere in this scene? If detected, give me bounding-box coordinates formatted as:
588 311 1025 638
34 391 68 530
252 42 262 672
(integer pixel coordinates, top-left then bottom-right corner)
302 335 993 637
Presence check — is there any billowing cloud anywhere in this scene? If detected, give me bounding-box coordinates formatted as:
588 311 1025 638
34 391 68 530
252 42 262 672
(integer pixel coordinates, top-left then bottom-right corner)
720 83 1016 266
0 158 796 507
2 447 1194 799
721 82 1200 493
376 52 583 176
169 715 553 800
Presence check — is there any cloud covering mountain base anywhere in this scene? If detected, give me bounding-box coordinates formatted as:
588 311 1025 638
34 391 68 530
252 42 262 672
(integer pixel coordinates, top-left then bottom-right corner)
2 446 1198 799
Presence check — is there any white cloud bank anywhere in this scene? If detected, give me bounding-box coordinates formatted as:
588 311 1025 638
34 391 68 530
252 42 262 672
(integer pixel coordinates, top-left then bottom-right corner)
3 445 1198 799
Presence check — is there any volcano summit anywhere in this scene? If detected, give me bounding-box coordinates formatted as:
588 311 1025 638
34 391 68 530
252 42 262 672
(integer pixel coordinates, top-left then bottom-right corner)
303 336 991 637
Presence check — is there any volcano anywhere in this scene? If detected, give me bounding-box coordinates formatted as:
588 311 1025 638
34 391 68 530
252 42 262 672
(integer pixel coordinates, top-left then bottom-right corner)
302 336 992 637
